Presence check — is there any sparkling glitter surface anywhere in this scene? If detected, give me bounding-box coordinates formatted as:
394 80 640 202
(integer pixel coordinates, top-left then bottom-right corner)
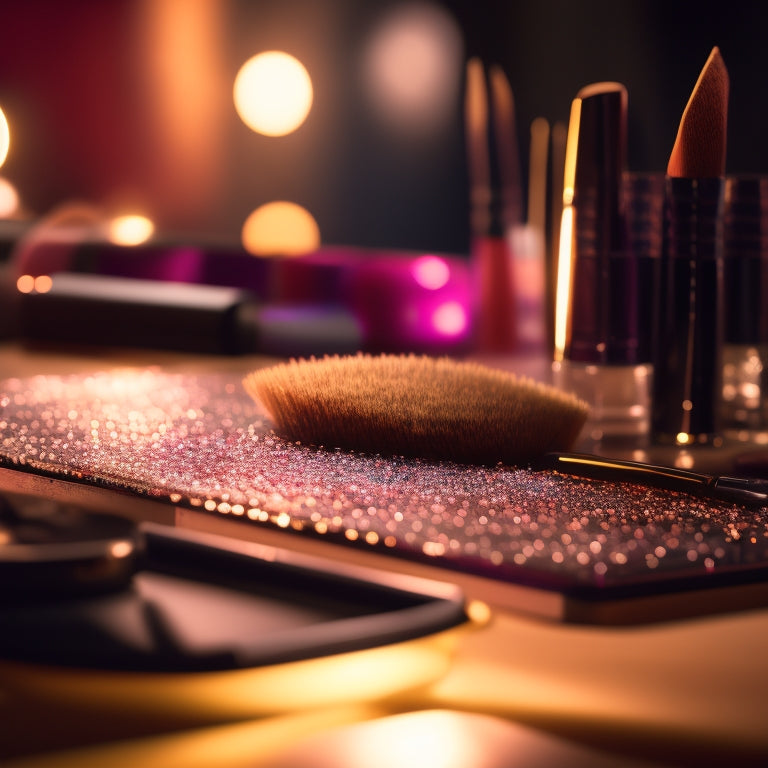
1 369 767 594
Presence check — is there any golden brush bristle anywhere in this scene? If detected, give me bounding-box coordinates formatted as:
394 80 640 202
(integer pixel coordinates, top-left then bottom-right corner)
243 354 588 466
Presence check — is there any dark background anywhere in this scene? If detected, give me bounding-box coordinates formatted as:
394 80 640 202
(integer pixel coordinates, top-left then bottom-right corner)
0 0 764 256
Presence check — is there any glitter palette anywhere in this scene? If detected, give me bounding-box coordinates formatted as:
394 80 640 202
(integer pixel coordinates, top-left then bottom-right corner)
1 368 768 623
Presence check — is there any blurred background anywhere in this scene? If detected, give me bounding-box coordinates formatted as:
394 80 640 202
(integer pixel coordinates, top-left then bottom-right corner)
0 0 764 256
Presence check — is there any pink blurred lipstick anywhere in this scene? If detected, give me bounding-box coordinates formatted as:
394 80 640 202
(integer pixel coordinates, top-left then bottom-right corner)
464 58 521 352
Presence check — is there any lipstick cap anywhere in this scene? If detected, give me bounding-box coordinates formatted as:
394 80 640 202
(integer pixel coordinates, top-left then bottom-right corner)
567 85 640 365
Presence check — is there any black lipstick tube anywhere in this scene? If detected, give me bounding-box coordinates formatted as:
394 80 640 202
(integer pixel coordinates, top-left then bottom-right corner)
566 86 631 364
12 272 363 358
651 177 725 444
721 175 768 434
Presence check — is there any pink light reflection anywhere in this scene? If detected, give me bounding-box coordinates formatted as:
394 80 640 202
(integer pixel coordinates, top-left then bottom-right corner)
432 301 467 337
411 255 450 290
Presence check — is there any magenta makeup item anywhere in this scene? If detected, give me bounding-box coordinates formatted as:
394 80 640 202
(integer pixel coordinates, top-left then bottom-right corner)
267 247 473 353
269 247 358 304
23 237 276 299
14 233 474 354
342 252 472 353
71 241 209 284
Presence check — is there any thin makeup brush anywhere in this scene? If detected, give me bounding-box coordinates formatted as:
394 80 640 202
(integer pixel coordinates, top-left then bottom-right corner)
651 46 729 445
465 58 521 352
244 354 768 507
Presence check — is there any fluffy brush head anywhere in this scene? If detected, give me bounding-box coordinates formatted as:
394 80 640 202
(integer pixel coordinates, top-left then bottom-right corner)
243 354 589 466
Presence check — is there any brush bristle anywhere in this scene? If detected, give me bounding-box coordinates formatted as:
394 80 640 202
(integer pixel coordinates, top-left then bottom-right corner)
243 354 589 466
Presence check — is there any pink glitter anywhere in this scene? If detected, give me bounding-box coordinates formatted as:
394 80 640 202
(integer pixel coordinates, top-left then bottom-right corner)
1 369 766 592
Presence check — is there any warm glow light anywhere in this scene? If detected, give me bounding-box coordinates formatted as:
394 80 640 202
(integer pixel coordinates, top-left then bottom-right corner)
17 274 53 294
107 214 155 246
362 3 463 133
411 255 450 289
553 205 575 361
0 177 19 216
466 599 493 627
140 0 227 219
562 98 582 206
242 201 320 257
0 107 9 168
313 710 484 768
34 275 53 293
234 51 313 136
1 632 458 721
109 541 134 558
432 301 467 336
16 274 34 294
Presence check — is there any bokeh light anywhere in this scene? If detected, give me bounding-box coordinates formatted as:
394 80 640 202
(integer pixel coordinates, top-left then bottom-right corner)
242 201 320 256
0 107 9 168
362 2 463 134
411 255 450 290
16 275 54 294
234 51 313 136
432 301 468 336
0 177 19 216
107 214 155 246
16 274 35 293
34 274 53 293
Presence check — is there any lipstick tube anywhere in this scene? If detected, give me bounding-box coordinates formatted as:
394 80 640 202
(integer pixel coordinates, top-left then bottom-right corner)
721 174 768 438
553 84 658 446
651 177 725 444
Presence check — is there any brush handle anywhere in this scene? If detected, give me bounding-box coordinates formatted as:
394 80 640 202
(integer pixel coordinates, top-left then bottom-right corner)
537 452 768 508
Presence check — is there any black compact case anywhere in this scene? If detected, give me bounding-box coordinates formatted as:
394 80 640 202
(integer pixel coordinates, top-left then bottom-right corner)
0 499 469 674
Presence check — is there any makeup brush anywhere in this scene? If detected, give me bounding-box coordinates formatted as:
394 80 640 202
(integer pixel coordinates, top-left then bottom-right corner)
244 354 589 466
651 46 729 445
244 354 768 507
